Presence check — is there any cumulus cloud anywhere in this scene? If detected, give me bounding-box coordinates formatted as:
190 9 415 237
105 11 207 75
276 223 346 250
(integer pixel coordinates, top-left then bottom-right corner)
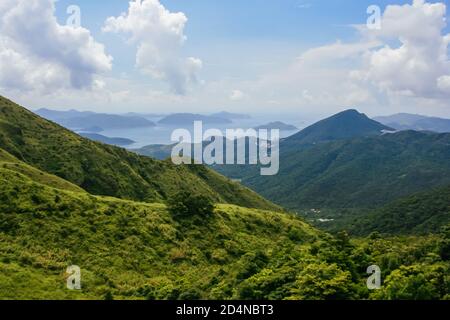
103 0 202 95
246 0 450 114
0 0 112 92
360 0 450 99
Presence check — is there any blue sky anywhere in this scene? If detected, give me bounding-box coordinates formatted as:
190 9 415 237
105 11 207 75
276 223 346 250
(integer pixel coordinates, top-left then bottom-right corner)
53 0 397 77
1 0 450 118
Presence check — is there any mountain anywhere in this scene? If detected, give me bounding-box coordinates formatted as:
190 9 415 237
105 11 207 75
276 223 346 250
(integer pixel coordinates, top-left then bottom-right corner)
123 112 166 118
35 108 94 120
158 113 232 126
0 95 279 211
78 133 136 147
1 150 448 300
374 113 450 133
255 121 298 131
211 111 251 120
286 109 393 145
346 186 450 236
214 111 450 210
35 108 156 131
133 143 175 160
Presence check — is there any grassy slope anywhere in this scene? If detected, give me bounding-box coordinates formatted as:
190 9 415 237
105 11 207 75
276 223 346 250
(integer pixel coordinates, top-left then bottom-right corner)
0 161 319 299
0 95 278 211
0 148 84 193
0 146 448 300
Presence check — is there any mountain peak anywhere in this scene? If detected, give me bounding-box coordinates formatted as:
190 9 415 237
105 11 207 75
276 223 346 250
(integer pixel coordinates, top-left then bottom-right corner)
286 109 392 144
338 108 360 114
332 109 368 118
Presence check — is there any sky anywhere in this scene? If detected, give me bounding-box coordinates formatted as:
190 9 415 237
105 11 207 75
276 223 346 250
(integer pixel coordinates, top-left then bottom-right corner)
1 0 450 118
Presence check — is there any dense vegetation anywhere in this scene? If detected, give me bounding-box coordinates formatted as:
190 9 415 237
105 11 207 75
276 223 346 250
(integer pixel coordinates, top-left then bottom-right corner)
167 191 215 218
215 129 450 210
210 111 450 236
0 95 278 211
0 157 448 299
313 186 450 236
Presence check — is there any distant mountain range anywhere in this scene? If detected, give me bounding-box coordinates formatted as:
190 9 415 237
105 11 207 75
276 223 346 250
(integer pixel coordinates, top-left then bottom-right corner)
374 113 450 133
35 108 155 131
211 111 251 120
78 133 136 146
123 112 167 118
157 113 232 126
255 121 298 131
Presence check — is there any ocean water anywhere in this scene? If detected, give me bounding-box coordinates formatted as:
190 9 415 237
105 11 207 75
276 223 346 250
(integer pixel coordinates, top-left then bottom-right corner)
100 115 310 149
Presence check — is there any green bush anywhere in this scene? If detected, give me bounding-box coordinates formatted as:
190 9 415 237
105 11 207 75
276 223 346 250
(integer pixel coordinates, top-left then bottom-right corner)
167 191 215 218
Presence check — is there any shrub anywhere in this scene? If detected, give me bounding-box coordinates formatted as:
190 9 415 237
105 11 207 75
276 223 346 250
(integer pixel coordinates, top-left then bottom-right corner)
167 191 214 218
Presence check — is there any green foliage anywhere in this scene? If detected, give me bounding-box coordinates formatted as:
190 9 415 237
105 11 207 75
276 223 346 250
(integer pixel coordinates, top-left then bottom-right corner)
288 263 356 300
6 158 447 300
167 191 215 218
343 186 450 236
0 163 448 300
439 226 450 261
216 130 450 211
371 264 449 300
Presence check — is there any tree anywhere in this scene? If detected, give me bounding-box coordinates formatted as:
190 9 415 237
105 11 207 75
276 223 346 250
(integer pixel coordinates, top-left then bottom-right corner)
439 225 450 261
167 191 214 218
288 263 356 300
371 264 447 300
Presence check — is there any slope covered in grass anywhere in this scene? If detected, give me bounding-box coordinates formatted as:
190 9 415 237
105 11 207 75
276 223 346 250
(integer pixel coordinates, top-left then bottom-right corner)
0 95 278 211
0 162 449 300
0 148 84 193
0 163 327 299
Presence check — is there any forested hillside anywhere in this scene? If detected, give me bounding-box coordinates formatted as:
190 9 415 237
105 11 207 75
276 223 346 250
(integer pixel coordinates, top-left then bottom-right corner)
0 96 278 211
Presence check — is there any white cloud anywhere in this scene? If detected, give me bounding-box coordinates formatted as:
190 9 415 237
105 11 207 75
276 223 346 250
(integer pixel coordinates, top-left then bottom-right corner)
237 0 450 116
360 0 450 99
0 0 112 92
103 0 202 95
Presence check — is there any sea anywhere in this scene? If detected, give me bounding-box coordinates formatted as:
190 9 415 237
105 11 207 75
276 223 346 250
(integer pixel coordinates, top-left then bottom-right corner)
99 114 313 149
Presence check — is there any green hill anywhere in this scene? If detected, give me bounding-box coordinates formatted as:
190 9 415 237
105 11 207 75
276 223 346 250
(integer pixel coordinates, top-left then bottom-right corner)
0 148 84 193
216 130 450 210
0 155 332 299
344 186 450 236
0 95 278 211
0 154 448 300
